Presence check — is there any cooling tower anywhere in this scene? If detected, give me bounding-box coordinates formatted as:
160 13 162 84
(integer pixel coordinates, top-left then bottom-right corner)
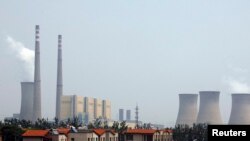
176 94 198 127
196 91 223 124
56 35 63 120
20 82 34 121
33 25 42 122
228 94 250 124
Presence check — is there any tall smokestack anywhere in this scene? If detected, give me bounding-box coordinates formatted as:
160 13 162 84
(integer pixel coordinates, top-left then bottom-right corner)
196 91 223 124
56 35 63 120
228 94 250 124
33 25 41 122
176 94 198 127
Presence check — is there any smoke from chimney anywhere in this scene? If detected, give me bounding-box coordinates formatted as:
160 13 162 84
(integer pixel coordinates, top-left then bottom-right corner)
228 79 250 93
6 36 34 81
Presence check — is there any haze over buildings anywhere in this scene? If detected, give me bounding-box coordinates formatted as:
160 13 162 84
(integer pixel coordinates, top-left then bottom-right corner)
1 1 250 127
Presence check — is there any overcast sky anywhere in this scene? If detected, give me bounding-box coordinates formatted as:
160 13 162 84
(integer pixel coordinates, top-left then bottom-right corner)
1 0 250 127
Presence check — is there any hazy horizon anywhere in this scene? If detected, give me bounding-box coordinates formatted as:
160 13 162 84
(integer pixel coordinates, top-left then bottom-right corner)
1 0 250 127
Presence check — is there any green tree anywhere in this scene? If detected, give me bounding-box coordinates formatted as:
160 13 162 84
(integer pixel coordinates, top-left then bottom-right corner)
93 118 102 128
173 123 208 141
111 121 128 141
1 125 24 141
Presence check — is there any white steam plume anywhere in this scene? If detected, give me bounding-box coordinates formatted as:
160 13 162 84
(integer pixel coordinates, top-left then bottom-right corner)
6 36 34 81
228 79 250 93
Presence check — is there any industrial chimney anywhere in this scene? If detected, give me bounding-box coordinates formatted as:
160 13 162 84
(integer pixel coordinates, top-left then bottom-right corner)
176 94 198 127
56 35 63 120
228 94 250 124
33 25 42 122
20 82 34 121
196 91 223 124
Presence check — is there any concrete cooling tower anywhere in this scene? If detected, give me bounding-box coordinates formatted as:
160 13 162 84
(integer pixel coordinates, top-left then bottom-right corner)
20 82 34 121
196 91 223 124
176 94 198 127
228 94 250 124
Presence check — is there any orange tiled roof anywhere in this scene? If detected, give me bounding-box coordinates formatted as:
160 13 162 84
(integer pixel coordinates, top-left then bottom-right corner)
57 128 70 135
22 130 49 137
93 129 106 136
166 129 173 133
125 129 157 134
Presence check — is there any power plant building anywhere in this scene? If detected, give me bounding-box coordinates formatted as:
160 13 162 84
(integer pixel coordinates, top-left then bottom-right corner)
196 91 223 124
94 98 103 119
176 94 198 127
119 109 124 121
126 110 131 121
102 100 111 120
228 94 250 125
20 82 34 121
60 95 111 123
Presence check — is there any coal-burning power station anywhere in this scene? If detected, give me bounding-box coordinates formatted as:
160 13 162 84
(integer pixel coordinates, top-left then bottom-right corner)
228 94 250 125
176 94 198 127
19 25 250 125
19 25 111 122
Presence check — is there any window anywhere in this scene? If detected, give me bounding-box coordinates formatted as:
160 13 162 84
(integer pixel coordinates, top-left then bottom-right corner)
127 134 133 140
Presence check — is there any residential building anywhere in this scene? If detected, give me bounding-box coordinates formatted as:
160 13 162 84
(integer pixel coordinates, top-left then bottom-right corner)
22 129 69 141
123 129 173 141
93 129 118 141
68 129 98 141
22 130 50 141
68 129 118 141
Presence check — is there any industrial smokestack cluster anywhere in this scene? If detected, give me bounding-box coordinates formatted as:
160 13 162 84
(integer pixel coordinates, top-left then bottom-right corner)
176 91 250 126
20 25 63 122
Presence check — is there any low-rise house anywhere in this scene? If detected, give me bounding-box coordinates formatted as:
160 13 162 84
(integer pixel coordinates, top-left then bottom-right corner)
123 129 173 141
22 129 70 141
93 129 118 141
68 129 118 141
161 130 173 141
22 130 51 141
68 129 99 141
50 128 69 141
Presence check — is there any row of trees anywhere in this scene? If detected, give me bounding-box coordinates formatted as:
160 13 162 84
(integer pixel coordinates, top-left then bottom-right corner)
1 118 208 141
173 123 208 141
0 117 128 141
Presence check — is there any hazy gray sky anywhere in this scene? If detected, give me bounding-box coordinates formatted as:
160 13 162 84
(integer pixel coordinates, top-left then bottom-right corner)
1 0 250 127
